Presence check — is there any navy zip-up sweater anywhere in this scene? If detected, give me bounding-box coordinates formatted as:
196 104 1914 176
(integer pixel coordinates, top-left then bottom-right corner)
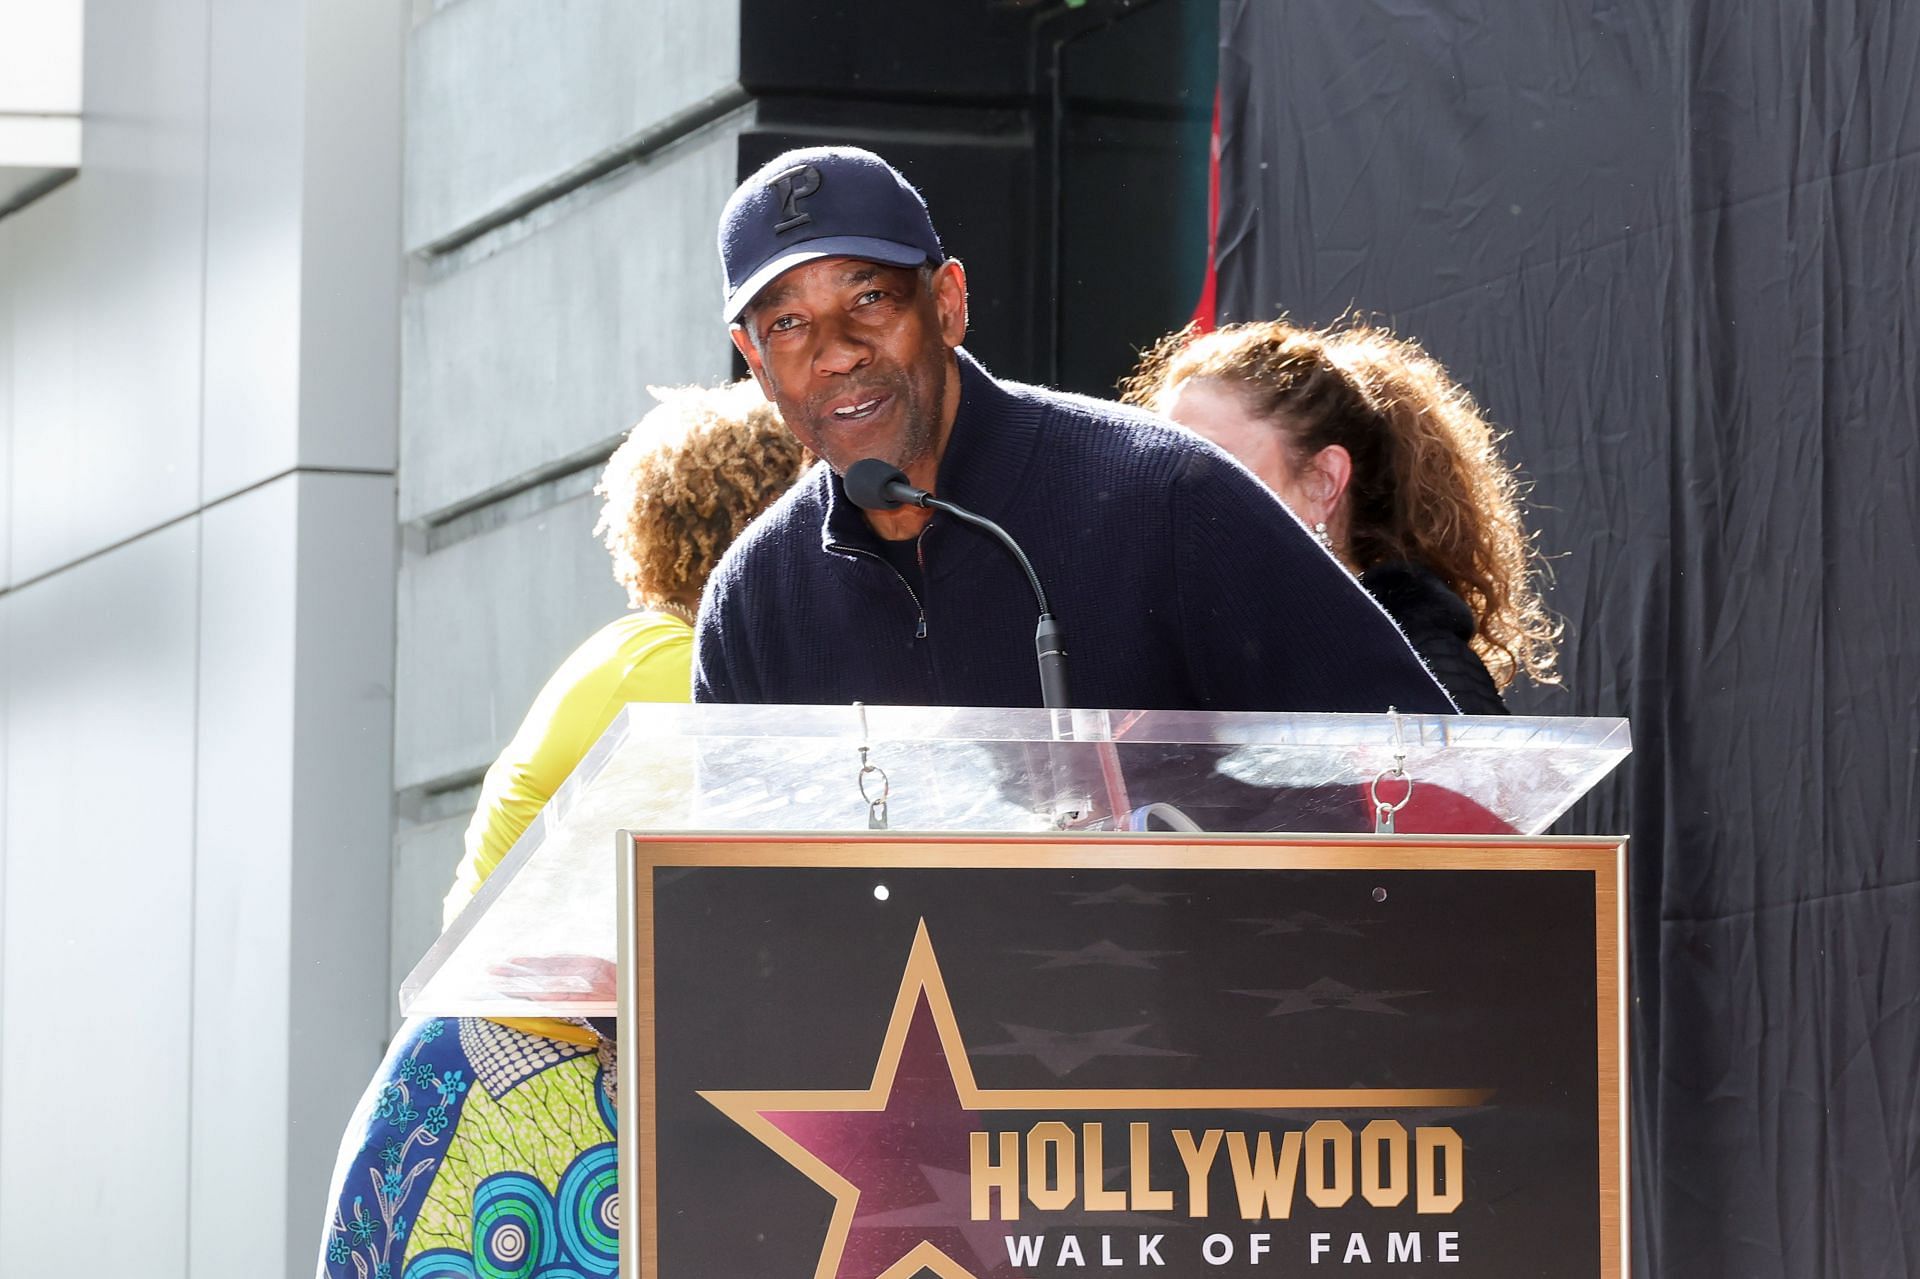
694 350 1455 714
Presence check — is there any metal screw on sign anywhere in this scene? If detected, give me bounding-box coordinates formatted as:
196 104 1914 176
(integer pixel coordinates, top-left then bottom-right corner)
854 702 890 830
1371 706 1414 835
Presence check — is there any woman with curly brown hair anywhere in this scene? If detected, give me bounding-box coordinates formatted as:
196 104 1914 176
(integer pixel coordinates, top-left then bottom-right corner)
316 383 803 1279
1123 319 1560 714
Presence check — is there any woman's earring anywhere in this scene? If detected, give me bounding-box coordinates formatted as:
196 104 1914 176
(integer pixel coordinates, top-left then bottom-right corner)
1312 521 1333 552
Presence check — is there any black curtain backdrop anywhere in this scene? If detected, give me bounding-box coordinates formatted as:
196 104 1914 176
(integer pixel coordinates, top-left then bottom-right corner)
1213 2 1920 1276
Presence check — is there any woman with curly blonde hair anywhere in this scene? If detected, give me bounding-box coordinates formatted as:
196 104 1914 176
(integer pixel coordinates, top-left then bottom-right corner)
445 380 806 915
1123 319 1560 713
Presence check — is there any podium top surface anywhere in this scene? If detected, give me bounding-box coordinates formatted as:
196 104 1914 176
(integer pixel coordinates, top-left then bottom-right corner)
402 705 1629 1017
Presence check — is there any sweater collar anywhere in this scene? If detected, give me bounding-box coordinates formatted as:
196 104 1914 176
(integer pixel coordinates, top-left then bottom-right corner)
818 346 1042 553
1359 559 1477 639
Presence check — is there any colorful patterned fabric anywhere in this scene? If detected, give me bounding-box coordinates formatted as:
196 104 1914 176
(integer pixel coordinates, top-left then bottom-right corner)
317 1016 618 1279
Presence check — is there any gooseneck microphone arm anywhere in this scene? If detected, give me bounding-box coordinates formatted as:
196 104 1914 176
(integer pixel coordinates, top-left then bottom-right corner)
844 458 1071 710
923 500 1050 612
926 498 1071 711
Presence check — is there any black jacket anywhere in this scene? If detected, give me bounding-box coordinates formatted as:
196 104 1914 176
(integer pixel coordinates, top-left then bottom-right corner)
1359 560 1506 715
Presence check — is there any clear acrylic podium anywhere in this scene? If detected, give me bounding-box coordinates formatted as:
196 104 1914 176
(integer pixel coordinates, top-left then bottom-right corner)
401 704 1630 1020
399 703 1632 1279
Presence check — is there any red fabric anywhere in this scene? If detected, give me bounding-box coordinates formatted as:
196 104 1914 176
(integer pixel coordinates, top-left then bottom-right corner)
1189 86 1222 332
1360 783 1516 836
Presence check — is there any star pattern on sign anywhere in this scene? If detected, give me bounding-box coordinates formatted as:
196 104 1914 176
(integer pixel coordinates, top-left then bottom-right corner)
698 924 1487 1279
1055 884 1190 907
971 1023 1192 1078
1011 939 1183 970
1232 910 1370 937
1231 977 1428 1016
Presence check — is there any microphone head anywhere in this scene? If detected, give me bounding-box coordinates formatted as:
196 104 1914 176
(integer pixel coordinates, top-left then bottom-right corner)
844 457 912 511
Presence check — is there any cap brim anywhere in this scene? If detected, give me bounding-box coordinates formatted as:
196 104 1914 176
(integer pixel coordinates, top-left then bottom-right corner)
724 236 935 321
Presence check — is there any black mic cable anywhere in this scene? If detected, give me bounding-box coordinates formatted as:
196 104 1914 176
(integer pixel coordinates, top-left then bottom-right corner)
845 457 1071 710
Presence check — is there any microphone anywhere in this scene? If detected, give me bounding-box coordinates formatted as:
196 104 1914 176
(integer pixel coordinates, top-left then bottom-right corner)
843 457 930 510
844 458 1070 710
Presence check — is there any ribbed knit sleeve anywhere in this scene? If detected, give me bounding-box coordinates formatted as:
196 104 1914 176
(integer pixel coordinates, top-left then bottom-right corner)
692 467 838 704
1168 449 1457 713
692 561 752 704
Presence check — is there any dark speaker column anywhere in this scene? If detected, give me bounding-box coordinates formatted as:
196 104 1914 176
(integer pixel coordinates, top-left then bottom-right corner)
732 0 1216 397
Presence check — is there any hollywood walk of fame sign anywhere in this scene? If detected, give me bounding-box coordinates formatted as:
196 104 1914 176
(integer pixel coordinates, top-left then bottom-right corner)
615 834 1626 1279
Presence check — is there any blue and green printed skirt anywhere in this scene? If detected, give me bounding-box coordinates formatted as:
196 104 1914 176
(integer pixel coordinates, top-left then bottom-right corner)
316 1017 618 1279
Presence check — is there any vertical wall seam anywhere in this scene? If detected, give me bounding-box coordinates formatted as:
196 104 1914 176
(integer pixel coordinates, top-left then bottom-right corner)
183 0 217 1268
0 206 12 1259
185 462 207 1279
0 478 8 1265
287 465 310 1274
383 0 409 1056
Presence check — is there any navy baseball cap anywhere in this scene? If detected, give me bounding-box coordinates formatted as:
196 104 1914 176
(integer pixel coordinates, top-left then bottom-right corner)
718 146 944 322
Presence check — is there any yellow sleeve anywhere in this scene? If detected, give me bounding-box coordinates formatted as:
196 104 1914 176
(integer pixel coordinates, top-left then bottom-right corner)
443 613 693 927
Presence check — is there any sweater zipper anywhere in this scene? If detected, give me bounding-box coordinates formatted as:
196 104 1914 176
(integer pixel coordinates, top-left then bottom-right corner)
828 542 929 639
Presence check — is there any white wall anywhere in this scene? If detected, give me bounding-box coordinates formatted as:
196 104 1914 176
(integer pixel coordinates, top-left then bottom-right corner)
2 0 759 1267
0 0 401 1272
1 524 199 1273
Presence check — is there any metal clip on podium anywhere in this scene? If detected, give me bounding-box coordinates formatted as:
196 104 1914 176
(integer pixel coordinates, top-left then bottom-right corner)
404 705 1631 1279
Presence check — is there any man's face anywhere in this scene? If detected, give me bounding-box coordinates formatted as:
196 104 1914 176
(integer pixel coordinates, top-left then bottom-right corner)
731 257 967 474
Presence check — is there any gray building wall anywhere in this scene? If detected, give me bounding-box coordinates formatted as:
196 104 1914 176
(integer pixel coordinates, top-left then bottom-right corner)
0 0 401 1273
388 2 745 989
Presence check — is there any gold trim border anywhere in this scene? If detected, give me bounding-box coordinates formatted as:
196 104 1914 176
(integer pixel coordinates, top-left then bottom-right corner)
615 831 1629 1279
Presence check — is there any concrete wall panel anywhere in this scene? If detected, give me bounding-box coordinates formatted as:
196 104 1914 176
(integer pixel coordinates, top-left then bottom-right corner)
202 0 404 502
0 0 399 1270
0 597 9 1132
188 471 398 1276
391 814 466 1005
399 116 743 523
190 479 298 1276
404 0 741 250
0 522 198 1276
5 0 208 581
295 0 403 477
0 225 12 585
395 491 627 790
200 0 304 501
286 472 399 1273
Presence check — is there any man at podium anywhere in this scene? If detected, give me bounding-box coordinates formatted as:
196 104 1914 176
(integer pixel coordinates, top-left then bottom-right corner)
696 146 1454 714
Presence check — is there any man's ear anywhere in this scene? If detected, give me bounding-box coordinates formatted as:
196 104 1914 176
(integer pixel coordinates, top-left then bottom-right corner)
932 259 969 348
729 324 775 399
